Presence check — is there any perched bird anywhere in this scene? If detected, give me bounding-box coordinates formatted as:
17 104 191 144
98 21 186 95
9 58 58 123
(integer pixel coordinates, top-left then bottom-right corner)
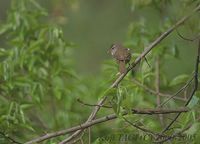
108 43 131 74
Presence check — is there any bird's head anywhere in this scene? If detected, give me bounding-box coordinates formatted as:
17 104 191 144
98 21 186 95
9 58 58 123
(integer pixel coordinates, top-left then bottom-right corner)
107 43 122 56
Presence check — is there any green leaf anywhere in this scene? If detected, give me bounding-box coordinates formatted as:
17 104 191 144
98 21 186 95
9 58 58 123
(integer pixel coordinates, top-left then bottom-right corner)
8 102 14 116
62 69 79 79
187 96 199 108
172 44 179 58
54 87 62 100
30 0 46 11
20 123 35 132
20 104 33 110
195 91 200 101
116 88 123 114
169 74 189 86
143 72 154 80
102 88 117 97
0 48 9 62
0 24 12 35
20 108 26 123
131 52 141 58
184 123 200 136
14 76 31 87
28 39 44 53
112 102 118 115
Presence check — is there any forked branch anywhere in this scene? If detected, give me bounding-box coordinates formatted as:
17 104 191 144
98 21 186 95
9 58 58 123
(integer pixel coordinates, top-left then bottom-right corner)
160 39 200 135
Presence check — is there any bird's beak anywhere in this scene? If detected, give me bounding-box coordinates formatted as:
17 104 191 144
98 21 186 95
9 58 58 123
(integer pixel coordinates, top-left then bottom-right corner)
107 49 110 54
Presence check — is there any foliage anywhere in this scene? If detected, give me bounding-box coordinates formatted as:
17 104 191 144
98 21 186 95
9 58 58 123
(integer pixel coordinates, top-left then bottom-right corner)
0 0 200 143
0 0 79 143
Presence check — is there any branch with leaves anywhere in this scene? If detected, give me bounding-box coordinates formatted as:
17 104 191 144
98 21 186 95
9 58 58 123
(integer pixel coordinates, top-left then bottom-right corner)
25 107 189 144
159 39 200 136
156 116 200 143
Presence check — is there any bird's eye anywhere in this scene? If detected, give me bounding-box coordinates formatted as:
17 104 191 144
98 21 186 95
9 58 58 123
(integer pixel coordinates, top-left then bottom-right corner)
111 45 116 49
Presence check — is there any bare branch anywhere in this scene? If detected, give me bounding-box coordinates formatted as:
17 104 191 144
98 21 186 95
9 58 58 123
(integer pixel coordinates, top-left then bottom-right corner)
88 127 91 144
68 131 85 144
176 28 200 41
159 76 194 107
155 56 164 126
76 98 112 108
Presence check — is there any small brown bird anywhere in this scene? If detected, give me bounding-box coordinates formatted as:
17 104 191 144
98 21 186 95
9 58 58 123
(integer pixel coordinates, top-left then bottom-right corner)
108 43 131 74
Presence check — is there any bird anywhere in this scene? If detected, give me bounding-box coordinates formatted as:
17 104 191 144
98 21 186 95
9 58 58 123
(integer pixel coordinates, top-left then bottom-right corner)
108 43 131 74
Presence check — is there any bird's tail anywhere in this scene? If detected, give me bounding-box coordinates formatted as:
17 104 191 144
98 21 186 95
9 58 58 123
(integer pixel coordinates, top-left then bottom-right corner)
119 61 126 74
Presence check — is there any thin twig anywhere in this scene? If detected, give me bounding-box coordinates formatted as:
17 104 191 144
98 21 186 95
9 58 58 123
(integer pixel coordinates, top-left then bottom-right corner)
88 127 91 144
156 116 200 143
76 98 112 108
155 56 164 126
176 28 200 41
123 117 165 139
80 139 84 144
132 78 186 101
68 132 85 144
0 131 22 144
155 122 192 143
158 76 194 107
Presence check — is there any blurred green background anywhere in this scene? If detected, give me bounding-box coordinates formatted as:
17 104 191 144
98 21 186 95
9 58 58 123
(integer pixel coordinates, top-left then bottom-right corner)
0 0 198 76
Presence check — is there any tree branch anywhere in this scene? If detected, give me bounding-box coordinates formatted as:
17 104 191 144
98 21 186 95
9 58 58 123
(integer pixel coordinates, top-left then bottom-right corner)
76 98 112 108
156 116 200 143
155 56 164 126
25 108 189 144
122 117 166 139
156 124 191 143
159 76 194 107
